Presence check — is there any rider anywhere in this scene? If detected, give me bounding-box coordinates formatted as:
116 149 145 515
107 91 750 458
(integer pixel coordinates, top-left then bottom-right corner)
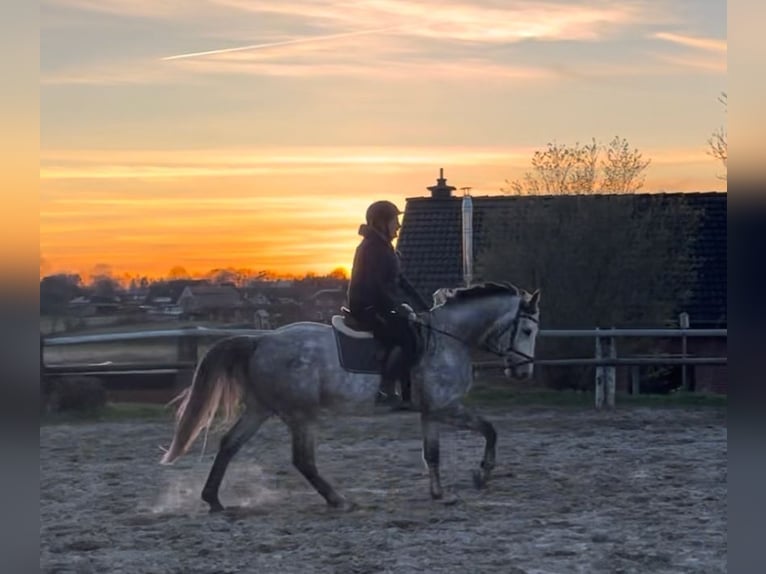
347 200 430 406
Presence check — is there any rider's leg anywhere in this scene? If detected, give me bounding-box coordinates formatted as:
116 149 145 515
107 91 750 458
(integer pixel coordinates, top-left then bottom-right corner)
387 316 418 405
379 346 401 399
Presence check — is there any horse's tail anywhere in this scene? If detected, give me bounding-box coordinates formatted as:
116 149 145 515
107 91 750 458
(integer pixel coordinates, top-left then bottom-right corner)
160 335 258 465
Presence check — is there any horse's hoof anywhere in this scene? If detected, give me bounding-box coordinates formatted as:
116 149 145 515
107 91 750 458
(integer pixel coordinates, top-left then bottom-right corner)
204 496 225 513
330 499 358 512
341 501 358 512
430 489 443 500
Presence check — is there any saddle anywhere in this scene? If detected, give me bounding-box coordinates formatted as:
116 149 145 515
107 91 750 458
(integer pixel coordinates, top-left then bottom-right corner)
331 307 385 373
331 307 425 376
331 308 375 339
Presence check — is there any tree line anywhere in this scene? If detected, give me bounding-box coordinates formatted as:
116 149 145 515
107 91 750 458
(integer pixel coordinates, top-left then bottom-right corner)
39 267 349 316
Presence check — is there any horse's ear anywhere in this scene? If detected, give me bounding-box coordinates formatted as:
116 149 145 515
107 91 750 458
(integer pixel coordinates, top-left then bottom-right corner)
529 289 540 309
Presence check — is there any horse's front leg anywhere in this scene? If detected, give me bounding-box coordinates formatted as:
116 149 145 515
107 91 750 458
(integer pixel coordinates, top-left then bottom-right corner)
289 420 356 511
420 413 443 499
431 403 497 489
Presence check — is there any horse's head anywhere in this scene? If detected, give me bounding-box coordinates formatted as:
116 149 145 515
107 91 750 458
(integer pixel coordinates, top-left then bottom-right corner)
431 283 541 380
501 289 540 380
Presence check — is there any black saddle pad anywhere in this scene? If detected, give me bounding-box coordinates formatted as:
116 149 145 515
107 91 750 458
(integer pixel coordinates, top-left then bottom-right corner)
332 328 385 374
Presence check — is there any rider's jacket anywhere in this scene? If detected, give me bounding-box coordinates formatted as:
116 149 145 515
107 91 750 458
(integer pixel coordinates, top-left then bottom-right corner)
347 224 428 324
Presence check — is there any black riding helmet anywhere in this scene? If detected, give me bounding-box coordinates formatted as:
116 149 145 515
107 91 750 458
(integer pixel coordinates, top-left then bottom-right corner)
365 200 402 227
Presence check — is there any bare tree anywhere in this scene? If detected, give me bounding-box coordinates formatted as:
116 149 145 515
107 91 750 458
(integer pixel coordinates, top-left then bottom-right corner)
601 136 651 193
168 266 190 280
91 275 120 298
504 136 650 195
505 139 598 195
707 92 727 180
40 274 84 332
482 137 701 390
328 267 349 280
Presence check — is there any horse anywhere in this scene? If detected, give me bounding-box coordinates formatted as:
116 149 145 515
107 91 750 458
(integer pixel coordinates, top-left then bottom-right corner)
160 282 541 512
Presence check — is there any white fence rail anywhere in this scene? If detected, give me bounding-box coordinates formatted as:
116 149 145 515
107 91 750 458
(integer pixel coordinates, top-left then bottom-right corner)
42 323 726 408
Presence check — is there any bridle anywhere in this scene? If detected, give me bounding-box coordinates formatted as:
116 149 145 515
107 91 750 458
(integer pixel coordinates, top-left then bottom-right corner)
413 306 538 366
481 310 538 367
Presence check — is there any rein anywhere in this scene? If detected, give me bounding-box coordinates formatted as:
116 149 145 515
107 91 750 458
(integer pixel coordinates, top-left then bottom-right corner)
412 309 538 366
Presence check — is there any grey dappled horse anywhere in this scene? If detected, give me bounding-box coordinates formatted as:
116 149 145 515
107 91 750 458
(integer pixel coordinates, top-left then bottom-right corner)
161 282 540 512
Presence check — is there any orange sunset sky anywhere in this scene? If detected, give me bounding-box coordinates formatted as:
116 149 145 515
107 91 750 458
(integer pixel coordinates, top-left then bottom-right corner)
40 0 727 281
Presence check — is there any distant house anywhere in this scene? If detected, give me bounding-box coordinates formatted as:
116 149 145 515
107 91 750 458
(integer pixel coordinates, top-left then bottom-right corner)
177 284 246 322
67 295 121 317
307 287 347 323
245 291 271 307
144 279 207 316
396 171 727 393
143 295 182 317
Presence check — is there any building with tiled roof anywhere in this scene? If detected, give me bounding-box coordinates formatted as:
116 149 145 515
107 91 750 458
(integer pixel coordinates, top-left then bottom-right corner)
397 171 726 329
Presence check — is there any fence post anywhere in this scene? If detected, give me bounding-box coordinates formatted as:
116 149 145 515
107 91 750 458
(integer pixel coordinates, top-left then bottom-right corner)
606 333 617 408
176 332 199 390
40 333 50 401
177 332 199 365
630 366 641 395
40 332 45 376
594 327 604 409
679 312 690 391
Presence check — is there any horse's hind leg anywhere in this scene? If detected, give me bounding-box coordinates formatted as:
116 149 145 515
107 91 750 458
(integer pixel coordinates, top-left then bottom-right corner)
421 413 443 499
432 403 497 489
201 405 270 512
289 420 355 511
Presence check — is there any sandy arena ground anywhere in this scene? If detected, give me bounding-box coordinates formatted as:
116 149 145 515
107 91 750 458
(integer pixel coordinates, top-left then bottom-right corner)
41 405 726 573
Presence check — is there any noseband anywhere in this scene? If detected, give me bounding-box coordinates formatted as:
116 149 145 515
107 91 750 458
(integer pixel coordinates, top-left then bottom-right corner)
482 310 538 366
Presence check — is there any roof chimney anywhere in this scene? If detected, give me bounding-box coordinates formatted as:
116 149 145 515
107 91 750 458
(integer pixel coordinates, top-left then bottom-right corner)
462 192 474 287
427 168 456 199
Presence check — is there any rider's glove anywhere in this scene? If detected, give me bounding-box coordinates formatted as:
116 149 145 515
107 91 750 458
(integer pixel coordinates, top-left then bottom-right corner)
396 303 417 321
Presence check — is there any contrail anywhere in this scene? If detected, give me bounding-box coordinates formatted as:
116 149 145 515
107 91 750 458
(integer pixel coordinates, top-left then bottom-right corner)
162 26 400 61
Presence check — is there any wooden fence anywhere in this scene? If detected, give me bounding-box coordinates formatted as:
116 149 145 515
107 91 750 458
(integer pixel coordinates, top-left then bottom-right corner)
42 323 726 408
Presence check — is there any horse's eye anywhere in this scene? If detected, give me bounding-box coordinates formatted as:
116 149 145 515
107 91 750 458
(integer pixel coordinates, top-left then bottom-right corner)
522 328 533 337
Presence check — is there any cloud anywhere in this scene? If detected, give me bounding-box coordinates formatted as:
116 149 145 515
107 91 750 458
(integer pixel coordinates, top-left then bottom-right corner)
44 0 195 19
43 1 690 85
42 25 553 85
46 0 649 43
649 31 726 74
41 60 191 86
652 52 726 74
156 0 647 83
40 146 537 180
212 0 642 45
653 32 727 53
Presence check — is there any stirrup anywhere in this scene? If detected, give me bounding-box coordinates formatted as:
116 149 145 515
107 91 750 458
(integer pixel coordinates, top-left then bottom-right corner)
375 389 399 403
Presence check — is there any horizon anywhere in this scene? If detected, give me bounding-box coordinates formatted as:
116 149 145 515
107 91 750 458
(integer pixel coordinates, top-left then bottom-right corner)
40 266 350 286
41 0 727 280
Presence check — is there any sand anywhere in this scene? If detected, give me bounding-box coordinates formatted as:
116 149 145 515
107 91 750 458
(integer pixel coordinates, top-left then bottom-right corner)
41 405 726 573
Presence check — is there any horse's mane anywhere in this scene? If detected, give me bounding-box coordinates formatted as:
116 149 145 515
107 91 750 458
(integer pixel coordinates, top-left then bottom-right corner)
432 282 522 308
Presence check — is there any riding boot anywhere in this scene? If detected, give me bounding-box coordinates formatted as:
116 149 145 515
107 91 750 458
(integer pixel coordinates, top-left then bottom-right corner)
375 347 400 404
388 349 416 411
377 347 410 408
386 368 415 411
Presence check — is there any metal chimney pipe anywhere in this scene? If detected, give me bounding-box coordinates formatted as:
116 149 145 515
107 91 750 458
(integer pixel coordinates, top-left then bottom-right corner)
461 191 474 287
